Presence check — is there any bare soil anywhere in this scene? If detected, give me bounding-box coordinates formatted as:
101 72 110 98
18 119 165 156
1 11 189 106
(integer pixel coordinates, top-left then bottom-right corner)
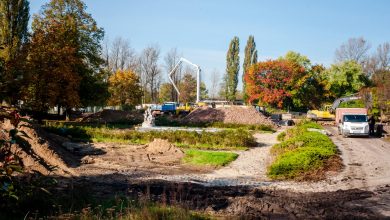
4 119 390 218
78 109 143 123
183 106 275 127
1 119 74 176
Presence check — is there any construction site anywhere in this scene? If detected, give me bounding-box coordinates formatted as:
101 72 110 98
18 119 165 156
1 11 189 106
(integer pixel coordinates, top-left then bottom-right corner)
2 0 390 219
1 97 390 219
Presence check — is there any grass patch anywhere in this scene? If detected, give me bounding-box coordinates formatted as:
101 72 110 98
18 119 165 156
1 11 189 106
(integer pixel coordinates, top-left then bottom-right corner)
268 121 340 180
183 149 238 166
44 126 256 150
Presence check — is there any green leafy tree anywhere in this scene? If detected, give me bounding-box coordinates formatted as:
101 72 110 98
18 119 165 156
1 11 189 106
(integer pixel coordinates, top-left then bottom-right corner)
0 0 29 62
324 60 368 98
279 51 311 69
225 36 240 101
278 51 327 109
243 35 257 103
32 0 107 108
0 0 30 103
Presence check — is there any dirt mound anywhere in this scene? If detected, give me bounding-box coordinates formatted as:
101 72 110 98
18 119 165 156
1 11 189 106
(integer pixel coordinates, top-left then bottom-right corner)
79 109 143 124
1 119 74 176
144 139 184 165
184 106 275 126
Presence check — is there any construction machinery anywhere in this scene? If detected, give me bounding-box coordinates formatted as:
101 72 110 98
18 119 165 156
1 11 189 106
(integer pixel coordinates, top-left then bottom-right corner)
169 57 201 103
307 95 362 121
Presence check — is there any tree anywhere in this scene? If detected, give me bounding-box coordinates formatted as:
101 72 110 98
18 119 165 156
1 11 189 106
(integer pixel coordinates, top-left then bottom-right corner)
23 21 81 112
278 51 327 109
279 51 311 69
244 60 306 109
108 37 137 73
225 36 240 101
164 48 182 102
179 73 196 103
32 0 107 108
335 37 371 64
140 45 161 103
108 69 142 109
242 35 257 103
0 0 29 62
371 70 390 117
158 82 172 103
366 42 390 76
324 60 368 98
0 0 29 103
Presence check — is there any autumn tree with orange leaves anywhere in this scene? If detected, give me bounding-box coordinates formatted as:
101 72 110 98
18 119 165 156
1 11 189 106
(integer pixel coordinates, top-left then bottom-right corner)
245 60 306 109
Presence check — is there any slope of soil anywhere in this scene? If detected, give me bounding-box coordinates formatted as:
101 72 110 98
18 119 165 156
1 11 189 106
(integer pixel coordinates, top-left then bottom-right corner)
79 109 143 123
1 119 74 176
184 106 275 126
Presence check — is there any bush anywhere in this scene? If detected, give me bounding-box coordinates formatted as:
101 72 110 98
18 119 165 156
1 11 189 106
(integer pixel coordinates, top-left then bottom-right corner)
268 121 339 180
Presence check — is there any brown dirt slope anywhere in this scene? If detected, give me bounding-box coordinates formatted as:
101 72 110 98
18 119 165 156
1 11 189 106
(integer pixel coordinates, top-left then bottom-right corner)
184 106 274 126
80 109 143 123
1 119 74 176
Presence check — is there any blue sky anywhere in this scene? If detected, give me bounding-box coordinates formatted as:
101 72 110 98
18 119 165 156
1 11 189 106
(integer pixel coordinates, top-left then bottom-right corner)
29 0 390 90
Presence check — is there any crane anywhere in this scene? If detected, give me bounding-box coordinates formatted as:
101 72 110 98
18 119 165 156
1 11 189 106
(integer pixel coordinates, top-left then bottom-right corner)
168 58 201 103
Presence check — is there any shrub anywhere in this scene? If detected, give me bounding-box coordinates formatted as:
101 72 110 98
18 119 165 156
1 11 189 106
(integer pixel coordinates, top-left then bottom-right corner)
268 121 339 180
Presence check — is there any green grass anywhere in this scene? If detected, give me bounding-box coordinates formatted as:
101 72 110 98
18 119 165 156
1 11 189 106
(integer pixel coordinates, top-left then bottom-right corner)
44 126 257 150
183 149 238 166
268 121 339 180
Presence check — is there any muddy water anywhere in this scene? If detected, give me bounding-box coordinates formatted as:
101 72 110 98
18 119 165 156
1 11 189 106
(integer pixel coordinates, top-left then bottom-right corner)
73 177 388 219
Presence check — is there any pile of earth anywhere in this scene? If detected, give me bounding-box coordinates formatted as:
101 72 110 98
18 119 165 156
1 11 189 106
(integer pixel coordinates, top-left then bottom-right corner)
183 106 275 126
0 119 74 176
144 139 184 165
79 109 143 124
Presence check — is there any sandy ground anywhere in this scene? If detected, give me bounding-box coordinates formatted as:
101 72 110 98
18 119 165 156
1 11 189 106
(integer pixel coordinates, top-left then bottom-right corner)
72 126 390 193
147 131 280 186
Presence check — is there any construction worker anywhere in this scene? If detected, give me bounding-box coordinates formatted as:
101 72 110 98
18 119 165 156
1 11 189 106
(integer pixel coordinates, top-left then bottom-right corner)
368 115 375 136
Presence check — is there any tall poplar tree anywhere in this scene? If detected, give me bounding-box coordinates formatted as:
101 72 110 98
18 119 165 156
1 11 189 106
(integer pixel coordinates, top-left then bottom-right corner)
243 35 257 103
0 0 30 102
225 36 240 101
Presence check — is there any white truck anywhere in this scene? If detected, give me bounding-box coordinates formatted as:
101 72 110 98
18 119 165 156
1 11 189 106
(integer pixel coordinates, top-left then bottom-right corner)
336 108 369 137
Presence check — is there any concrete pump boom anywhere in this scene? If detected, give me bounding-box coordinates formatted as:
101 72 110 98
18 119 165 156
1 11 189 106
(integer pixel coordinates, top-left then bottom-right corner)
168 58 201 103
